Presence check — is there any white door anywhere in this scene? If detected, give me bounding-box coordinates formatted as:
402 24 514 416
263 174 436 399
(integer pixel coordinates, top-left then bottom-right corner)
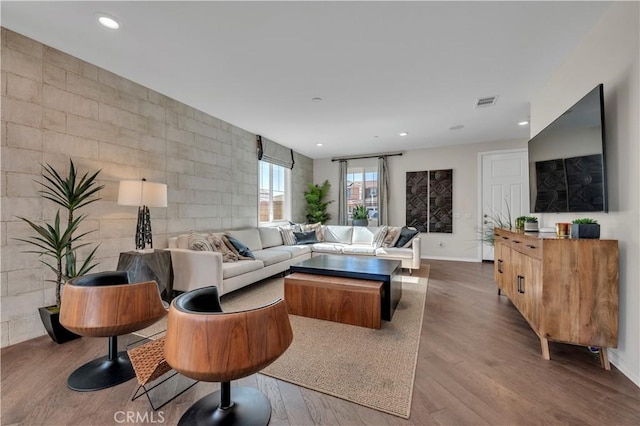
480 150 529 260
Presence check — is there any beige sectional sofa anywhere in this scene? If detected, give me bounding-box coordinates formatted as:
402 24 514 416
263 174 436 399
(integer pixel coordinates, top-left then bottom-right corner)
168 225 420 296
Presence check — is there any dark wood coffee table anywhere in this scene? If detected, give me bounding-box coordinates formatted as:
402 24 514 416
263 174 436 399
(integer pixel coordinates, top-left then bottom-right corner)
288 255 402 321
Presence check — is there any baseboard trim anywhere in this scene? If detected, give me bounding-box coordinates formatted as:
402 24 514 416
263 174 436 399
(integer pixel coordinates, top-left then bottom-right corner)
607 350 640 388
421 255 481 263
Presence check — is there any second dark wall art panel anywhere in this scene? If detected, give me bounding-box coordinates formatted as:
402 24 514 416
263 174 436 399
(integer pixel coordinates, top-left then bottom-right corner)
429 169 453 233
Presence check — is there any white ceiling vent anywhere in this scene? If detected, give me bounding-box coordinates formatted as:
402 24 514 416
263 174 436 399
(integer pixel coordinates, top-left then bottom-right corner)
476 95 499 108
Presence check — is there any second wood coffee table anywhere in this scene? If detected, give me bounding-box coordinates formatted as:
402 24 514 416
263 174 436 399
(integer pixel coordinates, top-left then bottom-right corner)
287 255 402 322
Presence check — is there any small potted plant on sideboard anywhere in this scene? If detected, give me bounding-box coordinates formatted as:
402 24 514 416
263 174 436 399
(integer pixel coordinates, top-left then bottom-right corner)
571 218 600 239
523 216 539 232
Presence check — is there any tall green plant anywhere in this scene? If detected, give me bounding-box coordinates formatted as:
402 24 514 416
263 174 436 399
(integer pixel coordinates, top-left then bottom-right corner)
15 160 103 307
304 180 333 224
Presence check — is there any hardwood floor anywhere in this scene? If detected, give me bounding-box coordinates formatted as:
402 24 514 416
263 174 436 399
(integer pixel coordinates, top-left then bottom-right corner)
2 260 639 425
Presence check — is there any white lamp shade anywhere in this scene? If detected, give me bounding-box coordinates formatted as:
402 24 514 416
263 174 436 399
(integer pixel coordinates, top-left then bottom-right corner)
118 180 167 207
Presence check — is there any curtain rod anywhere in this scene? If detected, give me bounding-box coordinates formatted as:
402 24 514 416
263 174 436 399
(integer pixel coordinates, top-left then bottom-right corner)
331 152 403 162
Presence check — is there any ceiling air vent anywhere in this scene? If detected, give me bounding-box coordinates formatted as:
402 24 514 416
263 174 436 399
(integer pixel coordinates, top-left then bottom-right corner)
476 95 498 108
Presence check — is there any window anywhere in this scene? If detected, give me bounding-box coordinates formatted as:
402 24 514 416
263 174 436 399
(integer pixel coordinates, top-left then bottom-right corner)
259 161 290 224
346 166 378 223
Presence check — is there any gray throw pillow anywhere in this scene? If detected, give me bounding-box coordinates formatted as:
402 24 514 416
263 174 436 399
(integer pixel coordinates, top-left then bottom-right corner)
294 230 319 245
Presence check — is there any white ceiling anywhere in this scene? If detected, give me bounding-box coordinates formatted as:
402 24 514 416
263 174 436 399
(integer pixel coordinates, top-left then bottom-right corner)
1 1 610 159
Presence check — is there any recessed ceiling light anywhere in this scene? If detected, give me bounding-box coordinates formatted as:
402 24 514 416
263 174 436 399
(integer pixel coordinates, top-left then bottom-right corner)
518 121 530 126
449 125 465 131
311 97 322 102
316 143 323 147
399 132 408 137
96 13 120 30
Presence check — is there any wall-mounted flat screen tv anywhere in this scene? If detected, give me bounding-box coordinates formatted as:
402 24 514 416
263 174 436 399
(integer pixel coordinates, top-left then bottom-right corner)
528 84 607 213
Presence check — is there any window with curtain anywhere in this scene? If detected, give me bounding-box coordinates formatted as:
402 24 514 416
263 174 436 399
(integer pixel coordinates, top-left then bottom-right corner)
259 161 290 224
346 166 378 224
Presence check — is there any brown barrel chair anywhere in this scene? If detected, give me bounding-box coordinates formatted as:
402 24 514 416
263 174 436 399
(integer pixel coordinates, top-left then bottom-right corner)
60 271 167 391
165 286 293 426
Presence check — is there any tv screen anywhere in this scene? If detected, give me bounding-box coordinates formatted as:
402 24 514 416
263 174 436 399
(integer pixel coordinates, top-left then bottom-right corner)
528 84 607 213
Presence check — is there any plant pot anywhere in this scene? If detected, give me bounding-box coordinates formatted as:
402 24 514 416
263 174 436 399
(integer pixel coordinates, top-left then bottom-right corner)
524 222 539 232
38 306 81 344
571 223 600 239
352 219 369 227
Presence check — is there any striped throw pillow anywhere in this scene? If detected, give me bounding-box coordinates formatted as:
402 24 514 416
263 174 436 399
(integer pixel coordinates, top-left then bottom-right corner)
188 231 214 251
372 226 388 248
279 225 297 246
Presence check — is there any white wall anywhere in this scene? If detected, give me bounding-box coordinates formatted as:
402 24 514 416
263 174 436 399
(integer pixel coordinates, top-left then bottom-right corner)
530 3 639 386
314 138 526 262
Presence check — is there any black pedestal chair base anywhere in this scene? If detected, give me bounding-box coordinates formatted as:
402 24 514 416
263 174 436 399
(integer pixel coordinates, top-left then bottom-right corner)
178 386 271 426
67 351 135 392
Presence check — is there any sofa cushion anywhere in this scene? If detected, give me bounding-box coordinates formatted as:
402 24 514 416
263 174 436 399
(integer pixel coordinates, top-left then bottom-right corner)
226 229 262 252
188 231 214 251
395 226 419 248
252 249 291 266
176 234 189 249
279 225 297 245
222 259 264 279
382 226 402 247
375 247 414 259
310 242 345 254
268 245 311 258
342 245 376 256
258 227 283 248
351 226 379 245
324 226 353 244
294 230 320 245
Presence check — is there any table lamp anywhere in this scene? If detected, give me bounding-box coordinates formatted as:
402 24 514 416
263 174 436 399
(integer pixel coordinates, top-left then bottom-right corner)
117 179 167 251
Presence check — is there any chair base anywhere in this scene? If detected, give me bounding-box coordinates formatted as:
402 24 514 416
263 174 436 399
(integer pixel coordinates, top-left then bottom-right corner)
67 351 135 392
178 386 271 426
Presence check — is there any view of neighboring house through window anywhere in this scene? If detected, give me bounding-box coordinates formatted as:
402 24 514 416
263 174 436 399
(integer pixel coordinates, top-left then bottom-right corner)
259 161 290 224
346 166 378 224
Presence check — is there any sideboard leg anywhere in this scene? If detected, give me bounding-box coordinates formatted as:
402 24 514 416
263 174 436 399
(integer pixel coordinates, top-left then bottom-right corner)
599 348 611 370
540 337 550 360
497 288 502 295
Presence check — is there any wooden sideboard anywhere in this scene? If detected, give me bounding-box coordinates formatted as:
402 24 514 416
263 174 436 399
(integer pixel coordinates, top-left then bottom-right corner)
493 228 618 369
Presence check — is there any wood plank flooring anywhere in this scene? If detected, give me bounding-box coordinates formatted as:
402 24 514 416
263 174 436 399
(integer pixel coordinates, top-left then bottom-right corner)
2 260 639 425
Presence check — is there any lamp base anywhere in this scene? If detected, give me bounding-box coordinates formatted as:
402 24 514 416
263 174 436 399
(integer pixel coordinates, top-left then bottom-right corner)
135 205 153 250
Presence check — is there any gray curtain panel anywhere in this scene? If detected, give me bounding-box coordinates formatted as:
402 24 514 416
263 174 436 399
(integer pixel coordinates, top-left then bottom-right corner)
338 160 348 225
377 156 389 226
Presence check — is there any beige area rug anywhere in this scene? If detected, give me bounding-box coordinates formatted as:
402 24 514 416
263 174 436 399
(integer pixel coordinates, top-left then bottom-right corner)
139 266 429 419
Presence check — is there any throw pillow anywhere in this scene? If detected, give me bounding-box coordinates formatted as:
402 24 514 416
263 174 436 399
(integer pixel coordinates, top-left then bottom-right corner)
302 222 324 241
288 221 303 232
278 225 297 246
395 226 419 248
382 226 402 247
294 230 320 245
225 235 255 259
188 231 214 251
372 226 388 248
207 233 239 262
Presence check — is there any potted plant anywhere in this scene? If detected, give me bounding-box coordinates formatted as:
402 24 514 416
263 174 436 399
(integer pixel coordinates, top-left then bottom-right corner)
15 160 103 343
304 180 333 224
523 216 539 232
351 205 369 226
515 216 527 230
571 218 600 239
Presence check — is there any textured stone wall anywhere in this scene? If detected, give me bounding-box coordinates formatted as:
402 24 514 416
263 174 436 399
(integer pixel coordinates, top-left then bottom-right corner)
0 28 313 346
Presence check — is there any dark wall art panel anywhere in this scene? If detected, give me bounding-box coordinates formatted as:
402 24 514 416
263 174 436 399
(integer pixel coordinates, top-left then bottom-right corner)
406 171 429 232
534 159 568 213
429 169 453 233
565 154 604 212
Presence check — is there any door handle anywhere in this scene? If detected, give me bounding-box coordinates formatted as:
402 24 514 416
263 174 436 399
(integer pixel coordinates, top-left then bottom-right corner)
497 259 503 274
